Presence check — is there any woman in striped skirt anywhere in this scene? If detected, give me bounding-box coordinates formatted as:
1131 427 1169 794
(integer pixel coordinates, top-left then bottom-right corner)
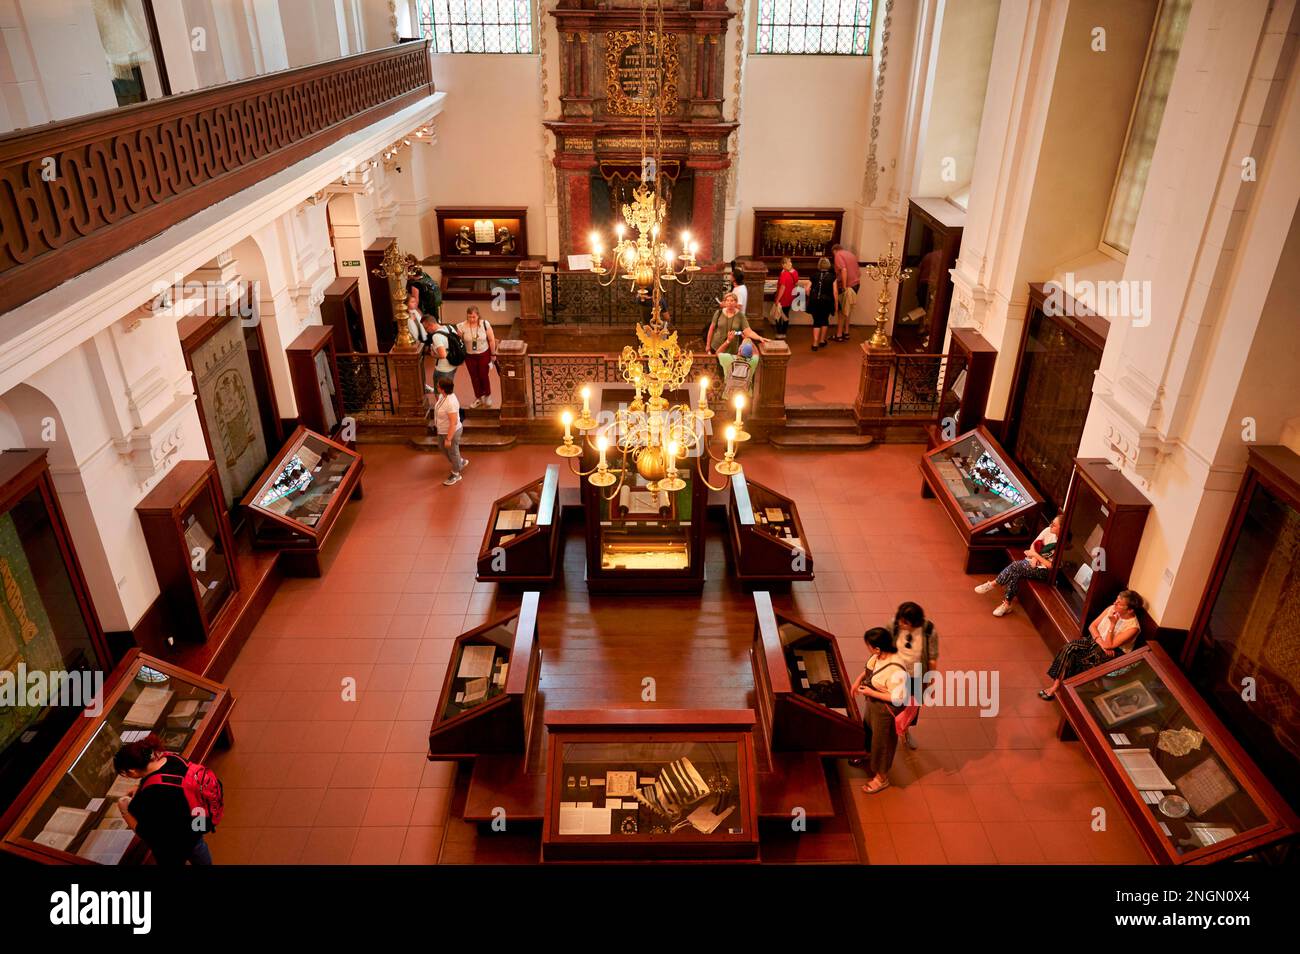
1039 590 1145 701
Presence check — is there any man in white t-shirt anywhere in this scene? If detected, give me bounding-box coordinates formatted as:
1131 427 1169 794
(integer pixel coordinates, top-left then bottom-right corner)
431 377 468 486
430 324 457 390
730 268 748 315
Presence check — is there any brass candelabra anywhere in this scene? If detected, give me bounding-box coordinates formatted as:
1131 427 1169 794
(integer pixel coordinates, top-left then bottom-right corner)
864 241 913 350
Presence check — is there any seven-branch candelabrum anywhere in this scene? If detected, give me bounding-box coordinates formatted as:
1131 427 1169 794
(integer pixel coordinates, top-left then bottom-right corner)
371 242 417 349
588 184 699 292
864 240 914 350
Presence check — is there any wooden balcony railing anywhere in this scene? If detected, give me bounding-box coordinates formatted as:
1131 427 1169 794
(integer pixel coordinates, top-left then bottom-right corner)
0 42 433 316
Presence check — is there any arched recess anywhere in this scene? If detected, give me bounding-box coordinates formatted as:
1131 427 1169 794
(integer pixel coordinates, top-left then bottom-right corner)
228 234 298 420
0 384 128 632
326 190 381 351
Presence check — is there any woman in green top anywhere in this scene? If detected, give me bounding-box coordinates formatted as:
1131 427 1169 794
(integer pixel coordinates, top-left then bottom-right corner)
705 292 767 379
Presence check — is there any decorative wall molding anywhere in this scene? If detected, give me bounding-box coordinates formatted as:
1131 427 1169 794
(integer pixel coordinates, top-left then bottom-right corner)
0 42 434 316
862 0 896 206
112 392 196 486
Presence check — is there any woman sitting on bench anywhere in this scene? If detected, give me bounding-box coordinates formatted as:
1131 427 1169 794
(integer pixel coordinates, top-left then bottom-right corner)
974 514 1062 617
1038 590 1145 701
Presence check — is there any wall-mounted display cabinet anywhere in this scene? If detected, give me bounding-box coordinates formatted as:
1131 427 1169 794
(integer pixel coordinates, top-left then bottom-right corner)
892 197 964 354
751 592 860 754
240 426 364 576
919 425 1044 571
320 276 366 353
750 207 844 274
727 475 813 584
436 207 528 301
1059 643 1299 864
428 592 542 759
1183 445 1300 816
286 325 345 441
542 710 759 862
136 460 240 644
476 466 561 584
0 649 234 865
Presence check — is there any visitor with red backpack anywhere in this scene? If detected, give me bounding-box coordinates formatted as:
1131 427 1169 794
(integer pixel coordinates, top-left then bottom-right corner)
113 733 224 865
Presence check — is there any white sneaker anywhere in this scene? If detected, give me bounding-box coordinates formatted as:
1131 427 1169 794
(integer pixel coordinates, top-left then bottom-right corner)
974 581 996 594
460 458 470 469
470 398 482 409
483 397 494 408
992 602 1013 617
443 473 462 486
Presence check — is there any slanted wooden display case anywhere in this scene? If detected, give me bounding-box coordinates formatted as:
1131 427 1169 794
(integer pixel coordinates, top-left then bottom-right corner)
1059 643 1299 864
286 325 345 441
136 460 240 644
920 425 1044 572
542 710 759 862
750 592 860 754
240 426 364 576
0 649 234 865
727 474 813 584
428 592 542 759
476 465 561 584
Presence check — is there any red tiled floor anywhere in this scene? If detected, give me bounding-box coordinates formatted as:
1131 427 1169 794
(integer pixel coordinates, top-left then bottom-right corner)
203 440 1150 865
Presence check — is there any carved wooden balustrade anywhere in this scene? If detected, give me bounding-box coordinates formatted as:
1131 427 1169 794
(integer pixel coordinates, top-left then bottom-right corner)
0 42 434 316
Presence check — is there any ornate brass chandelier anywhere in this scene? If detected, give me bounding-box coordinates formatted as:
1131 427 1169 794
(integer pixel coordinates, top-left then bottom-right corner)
558 0 742 495
587 0 698 294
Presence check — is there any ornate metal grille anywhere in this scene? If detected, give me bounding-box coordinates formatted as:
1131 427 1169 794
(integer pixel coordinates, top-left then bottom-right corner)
755 0 873 55
337 353 410 419
887 353 952 417
417 0 534 53
528 353 624 416
543 269 728 325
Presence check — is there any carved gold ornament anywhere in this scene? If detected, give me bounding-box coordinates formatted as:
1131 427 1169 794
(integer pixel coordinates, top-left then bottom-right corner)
605 30 680 117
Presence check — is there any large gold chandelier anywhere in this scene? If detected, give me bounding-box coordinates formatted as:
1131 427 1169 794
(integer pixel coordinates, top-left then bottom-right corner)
558 0 742 495
587 0 697 293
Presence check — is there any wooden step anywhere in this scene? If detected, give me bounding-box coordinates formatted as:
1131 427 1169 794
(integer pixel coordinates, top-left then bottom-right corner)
770 432 874 450
786 404 855 419
781 417 860 433
410 433 517 451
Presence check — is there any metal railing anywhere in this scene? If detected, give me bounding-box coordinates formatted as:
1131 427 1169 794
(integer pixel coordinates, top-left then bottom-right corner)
337 352 425 421
884 352 966 420
542 266 728 325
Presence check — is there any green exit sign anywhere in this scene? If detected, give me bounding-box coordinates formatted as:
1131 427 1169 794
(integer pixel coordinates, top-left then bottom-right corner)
341 260 360 267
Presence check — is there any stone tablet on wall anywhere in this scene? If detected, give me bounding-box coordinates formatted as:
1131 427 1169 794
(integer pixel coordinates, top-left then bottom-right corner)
191 315 269 506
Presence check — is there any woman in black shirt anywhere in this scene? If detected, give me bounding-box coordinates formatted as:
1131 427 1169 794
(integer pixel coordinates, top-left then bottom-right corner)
807 257 838 352
113 734 212 865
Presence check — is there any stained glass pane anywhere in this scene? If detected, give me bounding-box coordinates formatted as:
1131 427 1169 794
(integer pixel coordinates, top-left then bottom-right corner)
418 0 534 53
755 0 871 55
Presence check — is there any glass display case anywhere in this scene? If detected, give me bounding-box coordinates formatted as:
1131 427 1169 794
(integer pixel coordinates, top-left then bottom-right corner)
0 649 234 865
891 197 964 354
750 207 844 273
580 385 708 593
1184 446 1300 814
136 460 240 643
436 206 528 302
286 325 345 441
240 426 365 576
1050 459 1151 625
919 425 1044 571
751 592 861 754
542 711 759 861
1060 643 1299 864
727 475 813 583
428 592 542 758
0 450 111 815
476 466 561 584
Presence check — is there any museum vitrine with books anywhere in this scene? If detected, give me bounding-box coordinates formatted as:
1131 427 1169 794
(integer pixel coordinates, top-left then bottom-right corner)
750 592 860 753
136 460 240 643
580 385 708 593
286 325 345 440
541 710 759 861
476 465 561 583
919 425 1044 571
727 474 813 583
891 197 964 354
240 426 365 576
428 592 541 758
1059 643 1299 864
435 206 528 301
1047 458 1151 631
0 449 111 815
0 649 234 865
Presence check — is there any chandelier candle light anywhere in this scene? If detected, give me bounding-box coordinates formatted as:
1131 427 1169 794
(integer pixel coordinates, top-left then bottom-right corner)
864 241 914 350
